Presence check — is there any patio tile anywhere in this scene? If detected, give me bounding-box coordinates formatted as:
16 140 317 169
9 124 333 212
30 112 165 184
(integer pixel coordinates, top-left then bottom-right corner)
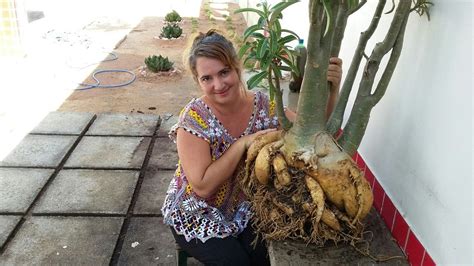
30 112 94 135
86 113 160 136
0 215 21 247
64 136 151 169
117 217 201 265
0 216 123 265
33 170 139 214
0 168 53 212
0 135 77 167
134 168 174 215
148 137 178 170
157 114 177 137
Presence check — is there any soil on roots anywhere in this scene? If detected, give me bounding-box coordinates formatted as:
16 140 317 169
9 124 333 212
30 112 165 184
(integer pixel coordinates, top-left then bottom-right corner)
238 131 373 246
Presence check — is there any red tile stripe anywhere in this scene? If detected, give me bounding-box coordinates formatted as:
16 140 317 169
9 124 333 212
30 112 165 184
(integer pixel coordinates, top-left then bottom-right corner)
406 231 425 266
422 251 436 266
354 151 436 266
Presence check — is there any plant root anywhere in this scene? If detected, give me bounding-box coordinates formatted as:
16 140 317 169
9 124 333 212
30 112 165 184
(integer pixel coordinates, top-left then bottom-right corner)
238 131 374 246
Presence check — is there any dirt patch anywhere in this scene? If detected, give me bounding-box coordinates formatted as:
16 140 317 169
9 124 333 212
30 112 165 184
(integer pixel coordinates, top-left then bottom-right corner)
58 1 248 116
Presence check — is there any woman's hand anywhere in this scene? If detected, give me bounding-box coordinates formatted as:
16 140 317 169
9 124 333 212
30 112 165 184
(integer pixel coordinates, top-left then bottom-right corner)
239 128 277 149
326 57 343 118
327 57 343 91
177 127 276 198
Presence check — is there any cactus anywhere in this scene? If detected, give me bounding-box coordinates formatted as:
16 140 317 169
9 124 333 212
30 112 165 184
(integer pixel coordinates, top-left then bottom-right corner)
165 10 182 23
144 55 174 72
160 24 183 39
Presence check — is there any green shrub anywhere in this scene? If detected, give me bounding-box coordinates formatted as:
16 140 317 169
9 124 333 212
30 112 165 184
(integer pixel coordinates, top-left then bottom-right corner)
160 24 183 39
165 10 182 23
191 18 198 33
144 55 174 72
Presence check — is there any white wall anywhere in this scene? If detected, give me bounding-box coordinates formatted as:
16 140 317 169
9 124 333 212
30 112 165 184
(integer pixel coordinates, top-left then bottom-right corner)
242 0 473 264
349 1 472 264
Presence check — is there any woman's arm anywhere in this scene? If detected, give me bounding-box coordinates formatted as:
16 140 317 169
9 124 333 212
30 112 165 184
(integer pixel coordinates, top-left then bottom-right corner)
176 127 275 198
326 57 343 118
285 57 343 122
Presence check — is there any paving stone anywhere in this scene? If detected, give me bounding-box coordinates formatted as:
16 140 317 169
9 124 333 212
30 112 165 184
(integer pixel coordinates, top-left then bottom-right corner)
0 215 21 247
64 136 150 169
30 112 94 134
268 209 408 265
0 216 123 265
148 137 178 170
33 169 139 214
117 217 201 265
157 113 177 137
0 168 53 212
0 135 77 167
134 168 174 215
86 113 160 136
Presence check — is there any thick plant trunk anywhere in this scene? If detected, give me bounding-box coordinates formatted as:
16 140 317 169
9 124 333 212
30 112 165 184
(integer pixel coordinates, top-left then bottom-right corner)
284 0 336 151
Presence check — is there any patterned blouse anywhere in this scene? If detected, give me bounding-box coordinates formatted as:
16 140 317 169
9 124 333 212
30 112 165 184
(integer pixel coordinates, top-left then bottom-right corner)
162 91 278 243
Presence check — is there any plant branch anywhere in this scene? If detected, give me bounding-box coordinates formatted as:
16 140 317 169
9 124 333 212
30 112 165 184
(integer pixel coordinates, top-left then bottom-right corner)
330 3 348 58
338 0 412 156
350 0 367 15
370 11 408 105
326 0 387 135
271 65 292 130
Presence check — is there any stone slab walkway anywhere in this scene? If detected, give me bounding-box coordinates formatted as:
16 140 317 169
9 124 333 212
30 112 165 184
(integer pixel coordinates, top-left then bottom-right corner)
0 111 200 265
0 111 407 265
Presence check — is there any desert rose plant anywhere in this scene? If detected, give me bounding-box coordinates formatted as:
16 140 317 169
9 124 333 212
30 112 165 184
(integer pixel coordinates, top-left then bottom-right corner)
237 0 432 245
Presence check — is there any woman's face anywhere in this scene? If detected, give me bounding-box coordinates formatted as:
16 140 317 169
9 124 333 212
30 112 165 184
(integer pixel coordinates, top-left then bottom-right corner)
195 57 241 106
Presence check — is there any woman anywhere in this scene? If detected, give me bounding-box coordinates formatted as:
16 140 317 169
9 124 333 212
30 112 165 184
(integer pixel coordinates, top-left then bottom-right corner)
162 30 342 265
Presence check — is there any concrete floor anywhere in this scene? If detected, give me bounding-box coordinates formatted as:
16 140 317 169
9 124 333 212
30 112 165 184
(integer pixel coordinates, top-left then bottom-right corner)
0 111 407 265
0 112 200 265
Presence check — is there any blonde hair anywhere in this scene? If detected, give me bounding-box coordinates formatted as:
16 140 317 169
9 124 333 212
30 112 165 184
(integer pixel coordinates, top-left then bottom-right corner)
187 29 244 87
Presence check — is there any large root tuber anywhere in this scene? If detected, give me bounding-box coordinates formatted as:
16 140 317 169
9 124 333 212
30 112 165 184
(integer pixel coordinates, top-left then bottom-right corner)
238 131 373 245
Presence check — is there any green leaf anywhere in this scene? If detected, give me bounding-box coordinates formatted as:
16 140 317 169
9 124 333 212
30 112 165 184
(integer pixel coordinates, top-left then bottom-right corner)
243 24 262 41
260 55 270 70
281 29 300 40
261 1 270 17
273 19 282 37
272 64 283 79
258 38 269 59
278 65 292 72
243 52 257 67
247 70 268 89
322 0 333 37
257 16 266 29
276 54 299 75
269 0 299 24
277 35 297 45
238 42 252 59
250 32 265 39
234 7 265 18
270 31 278 54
